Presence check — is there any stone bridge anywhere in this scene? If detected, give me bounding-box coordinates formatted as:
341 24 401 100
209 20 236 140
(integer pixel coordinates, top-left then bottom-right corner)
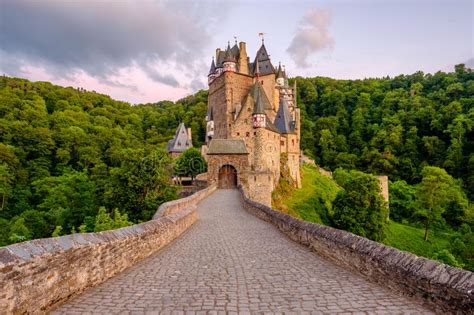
1 188 473 314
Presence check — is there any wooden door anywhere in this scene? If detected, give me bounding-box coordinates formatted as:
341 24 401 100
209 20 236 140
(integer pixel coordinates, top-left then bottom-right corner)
218 165 237 189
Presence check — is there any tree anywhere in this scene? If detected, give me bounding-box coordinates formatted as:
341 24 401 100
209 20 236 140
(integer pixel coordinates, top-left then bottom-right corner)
8 217 32 243
93 207 132 232
332 169 388 241
0 163 14 211
105 149 177 221
389 180 417 222
416 166 454 241
174 148 207 180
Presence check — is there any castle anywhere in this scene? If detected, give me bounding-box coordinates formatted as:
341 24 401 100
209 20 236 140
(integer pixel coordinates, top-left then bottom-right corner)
201 38 301 206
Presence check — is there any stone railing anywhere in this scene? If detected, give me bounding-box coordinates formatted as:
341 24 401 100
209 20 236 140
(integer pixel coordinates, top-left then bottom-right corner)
240 190 474 314
153 183 216 218
0 183 217 314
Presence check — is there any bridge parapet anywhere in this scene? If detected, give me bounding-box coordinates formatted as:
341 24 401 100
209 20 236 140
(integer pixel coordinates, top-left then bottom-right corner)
240 189 473 314
0 183 217 314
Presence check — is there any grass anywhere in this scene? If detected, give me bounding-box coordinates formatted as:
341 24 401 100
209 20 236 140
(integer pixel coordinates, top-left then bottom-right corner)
383 221 454 258
274 163 461 267
273 163 340 225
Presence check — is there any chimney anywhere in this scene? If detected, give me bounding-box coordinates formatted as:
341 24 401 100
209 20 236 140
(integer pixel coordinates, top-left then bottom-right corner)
239 41 249 74
187 128 192 143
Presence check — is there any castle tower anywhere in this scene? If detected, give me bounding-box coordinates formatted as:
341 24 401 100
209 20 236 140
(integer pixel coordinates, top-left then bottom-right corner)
204 37 301 204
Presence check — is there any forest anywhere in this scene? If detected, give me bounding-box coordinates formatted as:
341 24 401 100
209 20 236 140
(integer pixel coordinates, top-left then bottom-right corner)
281 64 473 270
0 64 472 269
0 76 208 245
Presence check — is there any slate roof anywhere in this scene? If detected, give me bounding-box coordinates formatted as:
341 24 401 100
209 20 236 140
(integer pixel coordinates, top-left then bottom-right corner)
208 58 216 75
231 43 240 58
253 43 274 76
274 98 295 134
248 81 272 111
276 62 284 79
265 118 280 133
167 123 192 153
216 50 226 67
207 139 249 155
224 43 236 62
253 82 265 115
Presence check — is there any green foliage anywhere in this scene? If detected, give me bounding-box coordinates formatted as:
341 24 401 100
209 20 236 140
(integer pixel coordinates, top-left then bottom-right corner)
389 180 417 222
93 207 132 232
432 249 463 268
173 148 207 180
332 169 388 241
415 166 467 240
0 76 205 244
51 226 63 237
8 217 31 243
274 164 340 224
293 64 474 200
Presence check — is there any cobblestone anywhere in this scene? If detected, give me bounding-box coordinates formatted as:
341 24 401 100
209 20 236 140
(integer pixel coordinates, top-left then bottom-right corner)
53 190 432 313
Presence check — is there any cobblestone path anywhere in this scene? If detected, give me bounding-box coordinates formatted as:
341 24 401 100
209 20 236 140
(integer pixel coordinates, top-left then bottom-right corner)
53 189 432 314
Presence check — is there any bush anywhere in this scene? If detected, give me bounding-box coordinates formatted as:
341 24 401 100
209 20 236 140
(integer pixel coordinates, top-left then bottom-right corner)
332 169 388 241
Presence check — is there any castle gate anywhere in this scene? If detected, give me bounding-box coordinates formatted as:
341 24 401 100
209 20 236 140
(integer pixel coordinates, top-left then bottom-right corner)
218 165 237 189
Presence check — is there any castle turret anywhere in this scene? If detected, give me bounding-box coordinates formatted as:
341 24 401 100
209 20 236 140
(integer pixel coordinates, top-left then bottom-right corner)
208 57 216 85
252 84 266 128
276 62 284 86
223 42 237 73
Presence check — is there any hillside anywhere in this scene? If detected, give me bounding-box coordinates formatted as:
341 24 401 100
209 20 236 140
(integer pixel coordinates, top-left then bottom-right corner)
0 76 207 245
274 164 473 271
294 64 474 200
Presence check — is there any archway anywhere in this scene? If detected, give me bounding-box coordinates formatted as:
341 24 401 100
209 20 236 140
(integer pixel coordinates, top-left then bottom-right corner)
218 165 238 189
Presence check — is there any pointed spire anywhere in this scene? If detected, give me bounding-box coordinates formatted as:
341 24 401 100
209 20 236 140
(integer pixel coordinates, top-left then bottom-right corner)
276 62 284 79
224 41 236 62
253 82 265 115
254 58 260 77
208 57 216 75
274 97 293 134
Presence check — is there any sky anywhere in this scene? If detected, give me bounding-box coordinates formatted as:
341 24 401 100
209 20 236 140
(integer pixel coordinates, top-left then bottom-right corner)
0 0 472 104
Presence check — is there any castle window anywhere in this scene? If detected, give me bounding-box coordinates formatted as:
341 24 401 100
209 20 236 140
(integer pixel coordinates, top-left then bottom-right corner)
237 132 240 136
246 132 250 137
292 139 295 146
254 131 256 136
229 123 231 128
280 140 284 146
254 176 257 181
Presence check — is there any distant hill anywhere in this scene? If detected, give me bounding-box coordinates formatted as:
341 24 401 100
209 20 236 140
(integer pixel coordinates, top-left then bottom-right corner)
293 64 473 200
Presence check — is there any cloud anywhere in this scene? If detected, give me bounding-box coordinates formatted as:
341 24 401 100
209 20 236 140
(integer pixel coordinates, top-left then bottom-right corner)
0 0 213 88
287 9 335 68
464 58 474 69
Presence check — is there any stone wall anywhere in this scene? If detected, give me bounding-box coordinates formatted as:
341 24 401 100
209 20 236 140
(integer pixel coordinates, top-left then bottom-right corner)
240 190 474 314
0 184 217 314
